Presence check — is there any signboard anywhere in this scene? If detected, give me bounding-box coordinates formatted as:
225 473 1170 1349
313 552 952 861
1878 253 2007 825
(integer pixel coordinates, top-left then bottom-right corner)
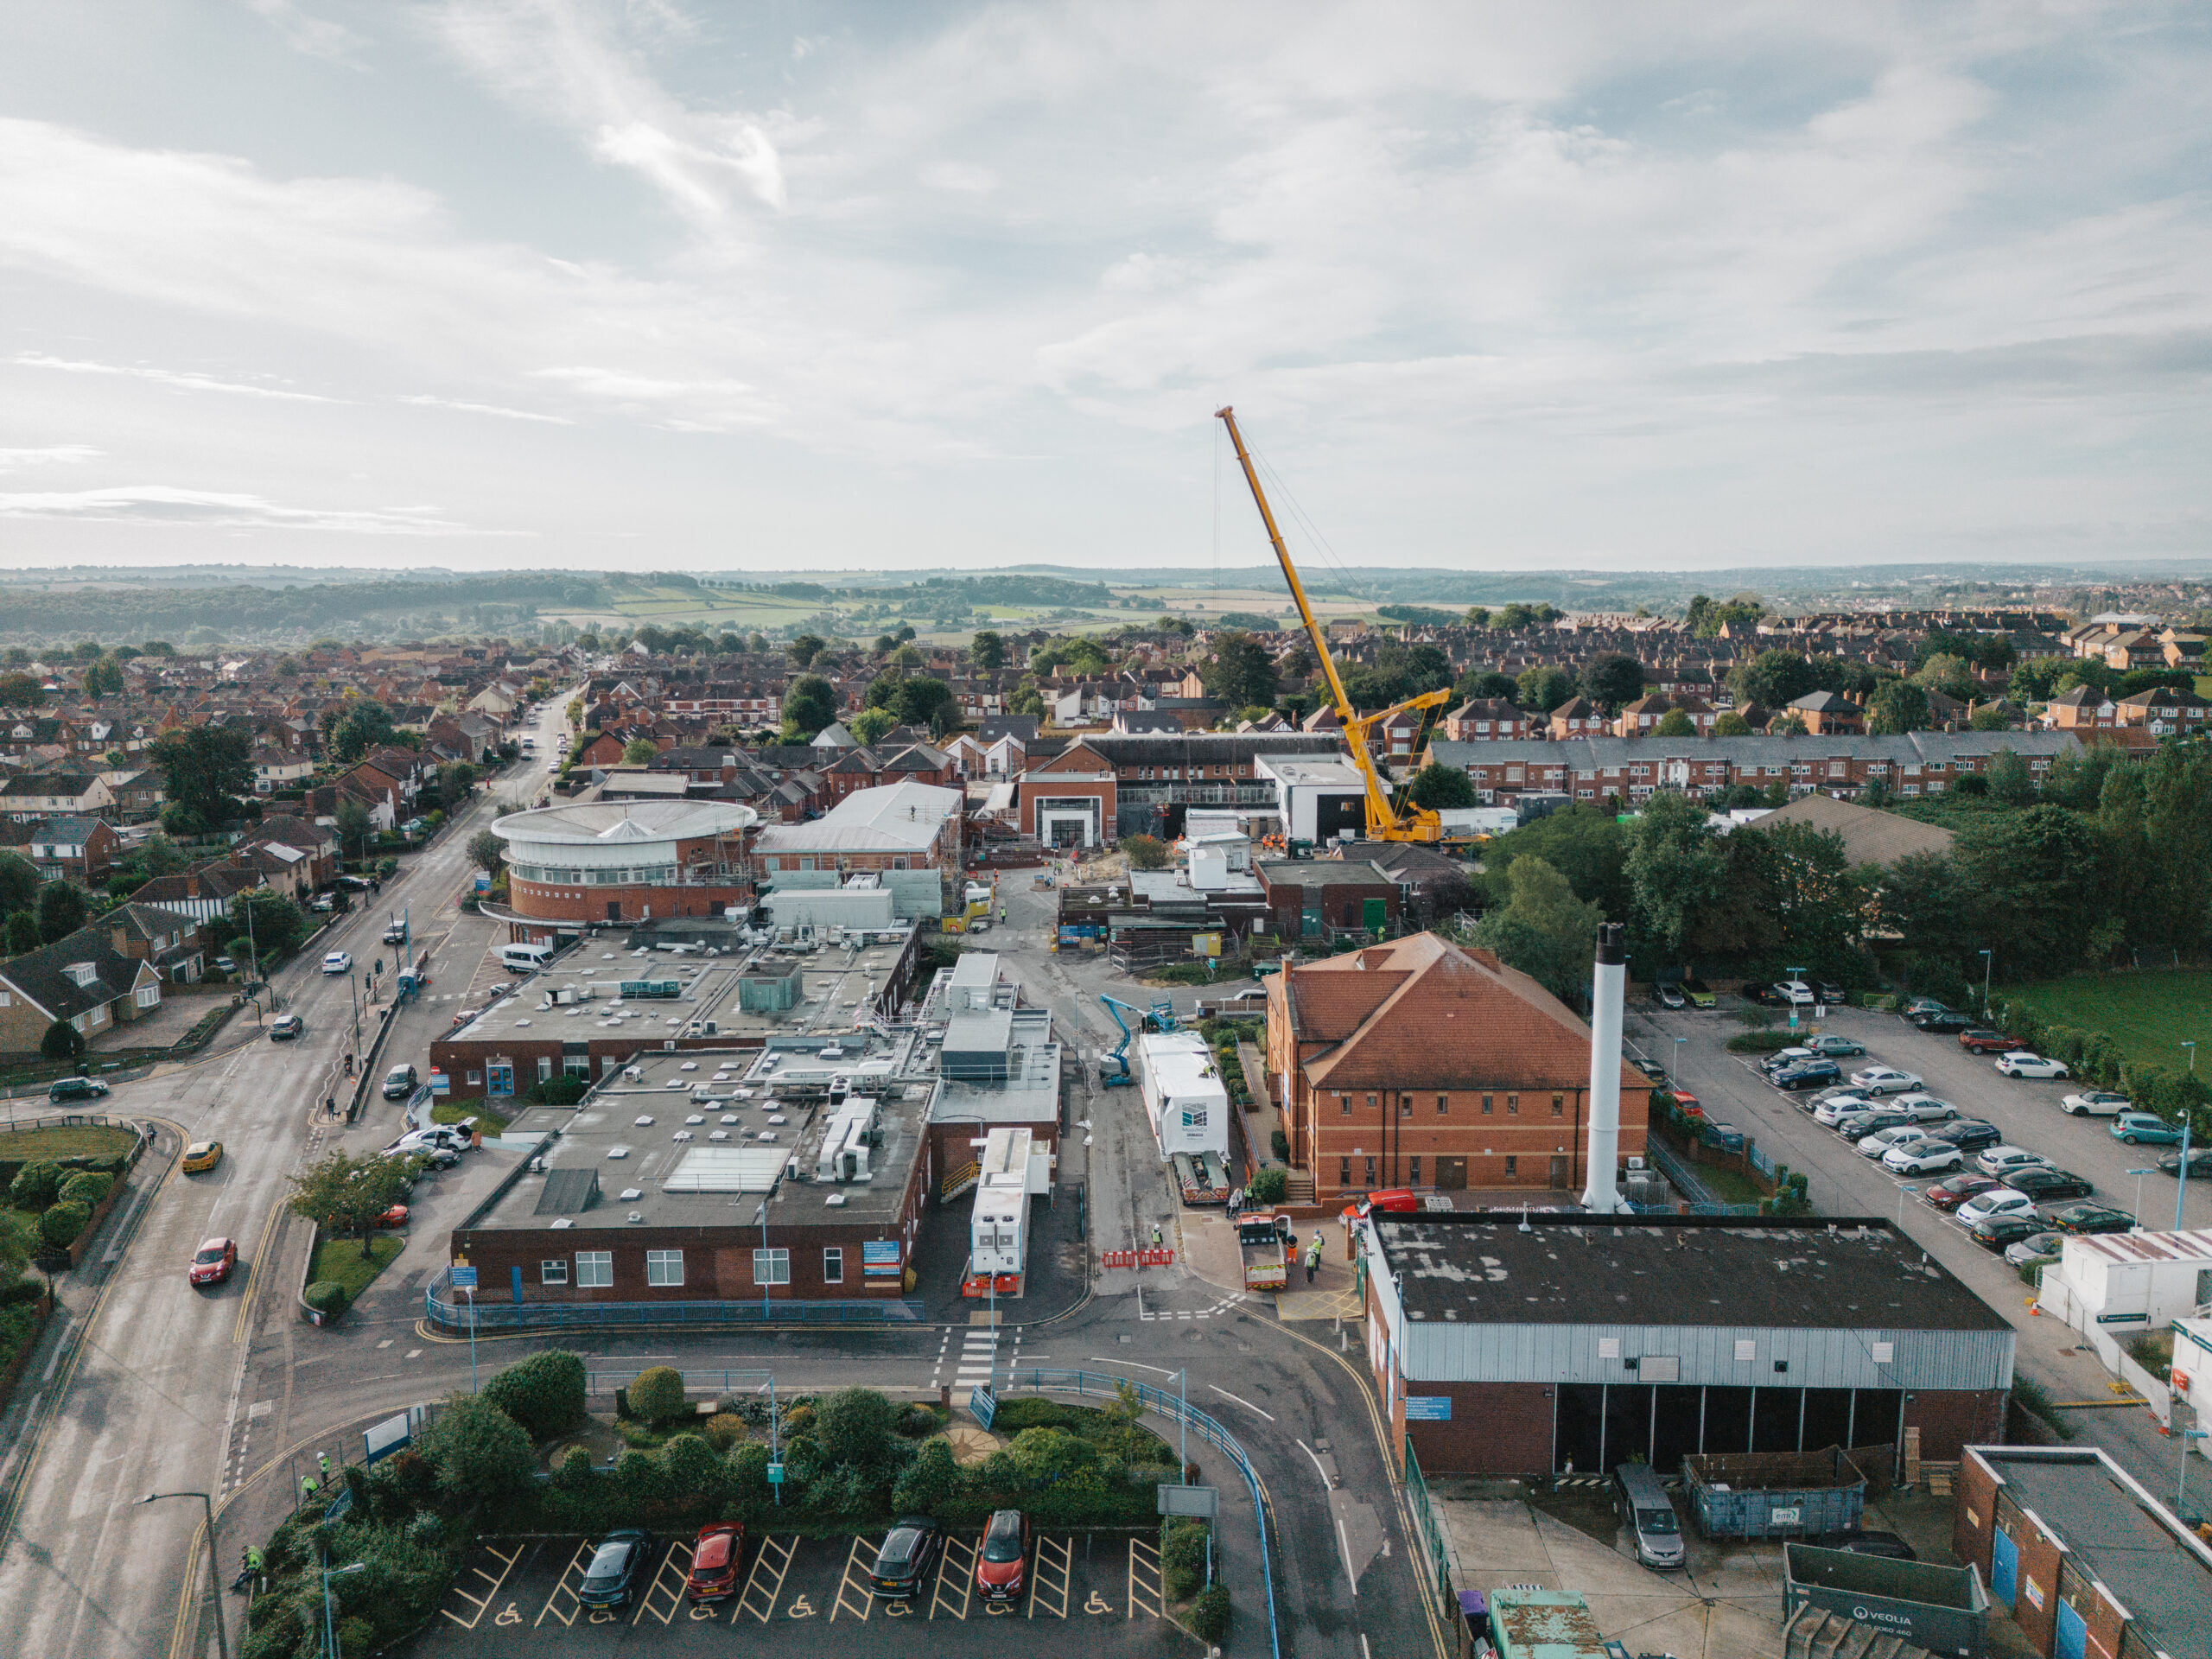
429 1071 450 1096
1770 1507 1802 1526
449 1265 479 1289
363 1411 412 1465
1192 932 1221 958
1403 1395 1453 1421
766 1463 785 1486
862 1241 902 1279
1158 1484 1219 1517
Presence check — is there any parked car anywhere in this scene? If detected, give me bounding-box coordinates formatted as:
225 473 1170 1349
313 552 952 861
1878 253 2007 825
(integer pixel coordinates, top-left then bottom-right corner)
309 891 336 912
1804 1530 1916 1560
2112 1112 2181 1147
322 950 353 975
2052 1204 2136 1236
377 1203 410 1229
181 1140 224 1173
48 1076 111 1103
871 1516 944 1599
2159 1148 2212 1178
976 1509 1031 1602
1858 1125 1930 1159
1655 985 1688 1010
1924 1173 2002 1211
1901 997 1951 1018
1700 1122 1745 1152
383 920 409 944
1814 1096 1879 1127
687 1523 746 1602
1884 1141 1967 1176
577 1530 649 1608
1890 1094 1961 1123
1976 1145 2054 1178
269 1014 303 1041
2065 1091 2132 1119
1681 979 1716 1008
382 1141 458 1171
1812 982 1851 1006
1771 1060 1843 1092
1770 982 1816 1007
1959 1029 2025 1053
1965 1214 2049 1252
1803 1034 1866 1058
2005 1167 2094 1203
1996 1052 2070 1079
1912 1010 1975 1033
188 1236 237 1286
1760 1047 1817 1074
1957 1187 2040 1226
1835 1110 1912 1141
382 1064 418 1101
1848 1067 1923 1096
1924 1119 2002 1154
1666 1090 1704 1119
2004 1230 2066 1268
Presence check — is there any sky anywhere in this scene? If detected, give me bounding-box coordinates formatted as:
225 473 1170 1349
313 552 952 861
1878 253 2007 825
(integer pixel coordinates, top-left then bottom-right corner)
0 1 2207 577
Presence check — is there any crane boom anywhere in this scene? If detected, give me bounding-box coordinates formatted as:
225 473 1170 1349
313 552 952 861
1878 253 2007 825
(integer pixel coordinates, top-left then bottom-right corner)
1215 405 1445 843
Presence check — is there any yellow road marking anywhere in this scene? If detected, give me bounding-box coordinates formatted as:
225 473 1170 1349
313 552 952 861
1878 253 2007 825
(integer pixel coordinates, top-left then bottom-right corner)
830 1535 875 1623
931 1535 976 1621
442 1540 524 1628
1127 1537 1162 1618
736 1533 796 1623
633 1540 692 1625
1028 1534 1071 1619
536 1541 593 1627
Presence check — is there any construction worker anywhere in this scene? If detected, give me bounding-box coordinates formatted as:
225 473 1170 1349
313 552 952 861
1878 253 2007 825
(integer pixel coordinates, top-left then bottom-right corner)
299 1472 319 1506
244 1546 265 1595
1305 1237 1322 1284
1150 1222 1163 1249
317 1451 330 1482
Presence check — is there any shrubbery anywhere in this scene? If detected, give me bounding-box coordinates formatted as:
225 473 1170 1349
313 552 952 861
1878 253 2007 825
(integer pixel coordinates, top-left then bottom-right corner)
8 1162 62 1211
480 1348 586 1440
1724 1030 1799 1054
58 1171 112 1206
1188 1584 1231 1641
1162 1517 1209 1599
37 1202 88 1249
1245 1166 1287 1205
628 1365 689 1425
302 1281 348 1319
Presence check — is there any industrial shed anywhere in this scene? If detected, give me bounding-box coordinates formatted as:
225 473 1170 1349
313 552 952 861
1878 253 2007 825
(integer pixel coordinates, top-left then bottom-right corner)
1361 1213 2014 1477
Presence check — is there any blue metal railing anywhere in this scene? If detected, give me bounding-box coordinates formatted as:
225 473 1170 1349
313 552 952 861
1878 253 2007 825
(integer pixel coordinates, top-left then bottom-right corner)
992 1368 1279 1659
423 1273 925 1332
1642 1137 1718 1205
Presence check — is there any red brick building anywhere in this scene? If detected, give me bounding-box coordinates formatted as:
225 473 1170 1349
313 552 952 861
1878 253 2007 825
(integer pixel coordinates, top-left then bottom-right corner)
490 799 756 935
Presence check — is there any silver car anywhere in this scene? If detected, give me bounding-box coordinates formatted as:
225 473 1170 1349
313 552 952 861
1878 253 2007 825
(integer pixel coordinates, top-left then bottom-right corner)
1858 1125 1930 1159
1849 1066 1923 1096
1890 1093 1961 1123
1814 1095 1878 1127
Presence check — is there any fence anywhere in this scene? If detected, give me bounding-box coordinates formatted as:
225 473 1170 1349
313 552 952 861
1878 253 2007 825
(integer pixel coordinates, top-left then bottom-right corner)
1403 1444 1454 1622
1642 1137 1718 1205
582 1367 773 1398
423 1272 926 1332
990 1367 1280 1659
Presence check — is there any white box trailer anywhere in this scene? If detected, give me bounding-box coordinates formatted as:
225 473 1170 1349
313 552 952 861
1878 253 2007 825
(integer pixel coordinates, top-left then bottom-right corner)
1137 1033 1230 1161
968 1127 1035 1288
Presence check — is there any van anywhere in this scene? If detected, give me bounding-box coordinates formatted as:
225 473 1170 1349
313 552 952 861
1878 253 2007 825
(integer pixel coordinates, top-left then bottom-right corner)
1614 1463 1684 1569
499 943 555 974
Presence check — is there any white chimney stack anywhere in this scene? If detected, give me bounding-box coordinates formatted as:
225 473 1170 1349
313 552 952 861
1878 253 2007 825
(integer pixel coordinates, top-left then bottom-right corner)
1580 922 1629 1214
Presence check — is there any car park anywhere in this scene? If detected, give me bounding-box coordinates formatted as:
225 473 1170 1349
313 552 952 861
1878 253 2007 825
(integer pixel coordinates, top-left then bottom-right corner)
1957 1188 2039 1226
383 1064 418 1100
1965 1214 2049 1252
1996 1052 2069 1079
576 1530 648 1608
322 950 353 975
181 1141 224 1173
2066 1091 2131 1118
1924 1173 2002 1211
1858 1125 1930 1159
1802 1033 1866 1058
1912 1010 1974 1033
1901 997 1951 1018
976 1509 1031 1601
1959 1029 2025 1053
871 1516 944 1599
1771 1059 1843 1091
1849 1067 1922 1096
687 1522 745 1602
1681 979 1715 1008
2160 1148 2212 1178
1836 1109 1912 1141
188 1237 237 1286
269 1014 303 1041
1890 1094 1961 1123
1884 1141 1967 1176
1655 985 1687 1010
1976 1145 2054 1178
48 1076 111 1103
2005 1167 2094 1203
1926 1119 2002 1154
2112 1112 2181 1146
2052 1204 2136 1236
2004 1230 2065 1268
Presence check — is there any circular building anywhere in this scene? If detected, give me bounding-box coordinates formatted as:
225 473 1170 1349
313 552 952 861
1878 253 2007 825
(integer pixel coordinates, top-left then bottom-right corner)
490 800 757 932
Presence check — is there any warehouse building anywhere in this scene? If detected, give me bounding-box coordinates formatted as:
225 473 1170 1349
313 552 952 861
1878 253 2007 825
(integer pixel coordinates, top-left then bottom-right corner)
1361 1212 2013 1476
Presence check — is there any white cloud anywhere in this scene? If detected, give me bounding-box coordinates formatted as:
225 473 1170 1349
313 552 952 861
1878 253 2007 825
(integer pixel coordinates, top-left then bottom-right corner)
239 0 365 62
0 484 521 536
14 353 340 403
398 393 574 425
0 445 101 470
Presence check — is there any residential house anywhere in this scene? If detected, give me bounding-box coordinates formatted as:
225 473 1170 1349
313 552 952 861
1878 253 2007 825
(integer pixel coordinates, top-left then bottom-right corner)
250 747 315 794
0 922 170 1053
18 816 121 884
0 772 114 820
1787 690 1865 736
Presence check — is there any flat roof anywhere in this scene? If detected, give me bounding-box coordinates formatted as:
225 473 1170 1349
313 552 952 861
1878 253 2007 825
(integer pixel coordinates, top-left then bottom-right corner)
1374 1215 2013 1332
753 780 962 855
932 1007 1061 1126
490 798 755 845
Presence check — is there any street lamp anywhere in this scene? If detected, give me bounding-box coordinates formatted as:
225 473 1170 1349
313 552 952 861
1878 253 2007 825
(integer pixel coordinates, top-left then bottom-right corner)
1673 1035 1686 1082
2127 1168 2156 1226
1979 950 1993 1016
2177 1049 2197 1235
321 1559 366 1659
139 1491 228 1659
2177 1420 2209 1516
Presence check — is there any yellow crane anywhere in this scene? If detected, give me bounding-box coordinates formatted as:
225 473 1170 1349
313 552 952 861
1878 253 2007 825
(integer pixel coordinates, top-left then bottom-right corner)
1216 405 1448 843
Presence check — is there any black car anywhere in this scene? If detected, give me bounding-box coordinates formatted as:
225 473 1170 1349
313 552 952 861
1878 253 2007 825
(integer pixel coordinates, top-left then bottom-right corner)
1926 1119 2002 1153
2003 1168 2094 1203
2051 1204 2136 1236
1964 1215 2046 1252
1803 1530 1917 1561
2158 1149 2212 1178
1772 1060 1843 1092
871 1516 944 1599
577 1529 649 1608
47 1075 111 1103
1912 1010 1974 1033
1812 981 1851 1005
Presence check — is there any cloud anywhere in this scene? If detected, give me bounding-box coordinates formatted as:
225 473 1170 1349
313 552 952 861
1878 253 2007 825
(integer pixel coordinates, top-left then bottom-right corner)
15 353 340 403
0 484 523 536
0 445 101 470
398 393 574 425
239 0 365 62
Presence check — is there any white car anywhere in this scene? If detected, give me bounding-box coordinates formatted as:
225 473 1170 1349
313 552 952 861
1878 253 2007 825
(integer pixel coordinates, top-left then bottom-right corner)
1771 982 1816 1007
1762 1047 1816 1071
1858 1125 1930 1159
1849 1066 1923 1096
1997 1052 2070 1079
1976 1144 2054 1178
322 950 353 975
1814 1095 1879 1127
1885 1141 1967 1175
2061 1091 2129 1117
1890 1094 1961 1123
1957 1188 2040 1226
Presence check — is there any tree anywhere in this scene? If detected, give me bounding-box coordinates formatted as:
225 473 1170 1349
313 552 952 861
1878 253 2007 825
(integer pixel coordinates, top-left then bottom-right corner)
149 726 253 828
1969 705 2011 732
817 1387 896 1471
1728 650 1817 711
891 643 925 670
482 1351 588 1440
1625 791 1728 958
1865 680 1929 735
288 1148 416 1258
1515 664 1578 713
436 760 478 809
1986 747 2034 805
891 1437 959 1517
329 700 396 764
0 671 42 708
849 707 898 744
82 657 125 698
621 737 659 766
787 634 826 669
232 891 307 961
418 1392 537 1504
0 851 38 917
1122 835 1169 871
780 675 836 740
1956 805 2106 977
35 881 89 944
628 1365 689 1424
895 677 954 729
1463 607 1491 627
1712 711 1752 737
41 1019 85 1065
1580 654 1644 711
138 833 186 879
467 830 504 873
1654 709 1694 736
1912 652 1975 703
1406 763 1476 811
970 631 1007 673
1471 856 1601 1000
1741 821 1868 976
1452 669 1518 703
4 911 39 954
335 799 374 861
1478 804 1631 919
1008 678 1045 719
1205 633 1277 711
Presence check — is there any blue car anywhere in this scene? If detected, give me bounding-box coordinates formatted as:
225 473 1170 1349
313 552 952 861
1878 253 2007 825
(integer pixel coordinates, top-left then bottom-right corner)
1771 1059 1843 1092
2112 1112 2183 1147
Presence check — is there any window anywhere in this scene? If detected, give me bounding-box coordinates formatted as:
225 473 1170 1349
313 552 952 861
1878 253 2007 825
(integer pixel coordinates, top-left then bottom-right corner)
752 1249 790 1286
540 1259 569 1285
564 1054 591 1077
1482 1094 1493 1116
1399 1094 1413 1119
537 1057 554 1082
1363 1156 1376 1186
1436 1095 1449 1116
1339 1094 1351 1116
1506 1093 1519 1116
1552 1094 1564 1118
1338 1157 1351 1187
1367 1094 1378 1114
135 985 160 1008
1409 1157 1421 1186
823 1247 843 1285
1504 1155 1518 1179
646 1249 684 1287
575 1251 613 1288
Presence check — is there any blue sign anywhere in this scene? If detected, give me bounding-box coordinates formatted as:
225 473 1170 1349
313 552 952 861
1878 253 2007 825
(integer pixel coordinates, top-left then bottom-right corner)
862 1241 902 1279
1403 1395 1452 1421
449 1265 478 1289
766 1463 785 1485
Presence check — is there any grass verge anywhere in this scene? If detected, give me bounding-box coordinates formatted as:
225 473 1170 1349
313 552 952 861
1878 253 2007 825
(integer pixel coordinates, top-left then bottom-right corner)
1690 1160 1770 1208
0 1124 139 1163
1999 970 2212 1071
434 1102 511 1134
308 1234 405 1305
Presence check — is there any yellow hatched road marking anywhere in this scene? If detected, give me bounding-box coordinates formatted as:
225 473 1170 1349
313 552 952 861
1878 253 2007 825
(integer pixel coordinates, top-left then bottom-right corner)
736 1533 797 1624
1028 1535 1071 1619
931 1536 976 1620
634 1540 693 1625
536 1541 593 1628
441 1541 524 1628
830 1535 876 1623
1127 1537 1163 1618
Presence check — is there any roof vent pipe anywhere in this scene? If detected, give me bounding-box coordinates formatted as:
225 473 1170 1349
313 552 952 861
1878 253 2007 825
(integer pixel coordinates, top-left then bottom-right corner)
1578 921 1630 1215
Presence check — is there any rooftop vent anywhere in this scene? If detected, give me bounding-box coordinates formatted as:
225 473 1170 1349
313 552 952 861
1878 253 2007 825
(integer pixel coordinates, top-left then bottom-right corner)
551 1217 574 1230
620 1187 642 1200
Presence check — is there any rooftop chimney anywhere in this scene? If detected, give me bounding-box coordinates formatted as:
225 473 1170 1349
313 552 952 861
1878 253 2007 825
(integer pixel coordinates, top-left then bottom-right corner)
1579 922 1629 1215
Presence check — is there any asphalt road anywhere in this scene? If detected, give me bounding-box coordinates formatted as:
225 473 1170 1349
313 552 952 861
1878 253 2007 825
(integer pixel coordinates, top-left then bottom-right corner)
0 690 579 1659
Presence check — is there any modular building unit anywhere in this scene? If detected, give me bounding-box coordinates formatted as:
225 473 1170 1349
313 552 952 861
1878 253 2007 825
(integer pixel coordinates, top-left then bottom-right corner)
966 1127 1035 1296
1485 1589 1608 1659
1137 1033 1230 1160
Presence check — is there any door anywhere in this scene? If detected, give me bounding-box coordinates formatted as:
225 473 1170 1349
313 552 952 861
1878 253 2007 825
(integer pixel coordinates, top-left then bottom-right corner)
1362 898 1387 932
1548 1155 1570 1189
605 901 621 921
1435 1156 1466 1191
486 1063 513 1098
1991 1527 2018 1607
2054 1599 2087 1659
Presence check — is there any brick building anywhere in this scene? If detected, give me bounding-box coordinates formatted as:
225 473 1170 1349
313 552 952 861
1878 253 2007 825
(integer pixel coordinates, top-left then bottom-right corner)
491 799 756 934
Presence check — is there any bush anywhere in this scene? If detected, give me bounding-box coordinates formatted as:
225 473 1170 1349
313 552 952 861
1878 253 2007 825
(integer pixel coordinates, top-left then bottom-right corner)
895 1402 941 1438
629 1365 689 1425
1735 1006 1776 1030
1269 1128 1289 1160
1245 1166 1287 1205
9 1162 63 1211
891 1437 959 1516
1725 1030 1799 1054
1188 1584 1231 1641
418 1393 537 1504
1162 1518 1208 1600
817 1387 896 1471
58 1171 113 1206
37 1202 89 1249
701 1413 748 1452
303 1281 349 1319
481 1349 587 1441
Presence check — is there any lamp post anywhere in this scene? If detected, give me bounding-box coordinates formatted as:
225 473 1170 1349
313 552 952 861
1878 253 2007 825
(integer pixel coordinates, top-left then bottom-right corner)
2178 1040 2197 1234
1168 1369 1188 1482
321 1558 365 1659
1979 950 1993 1018
139 1491 228 1659
1673 1035 1685 1084
2178 1417 2209 1517
2127 1168 2155 1226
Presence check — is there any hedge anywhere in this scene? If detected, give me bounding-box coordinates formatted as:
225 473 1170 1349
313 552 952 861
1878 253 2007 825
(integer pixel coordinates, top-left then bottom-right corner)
37 1202 89 1249
1724 1030 1801 1054
1188 1584 1231 1642
303 1281 349 1319
1995 1000 2211 1128
58 1171 113 1206
480 1348 587 1440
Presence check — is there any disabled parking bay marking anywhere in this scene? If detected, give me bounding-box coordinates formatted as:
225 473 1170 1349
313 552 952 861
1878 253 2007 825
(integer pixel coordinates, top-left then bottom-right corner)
1027 1535 1071 1620
633 1540 692 1626
830 1535 876 1624
737 1534 798 1623
1126 1538 1163 1619
441 1539 524 1630
536 1541 594 1628
931 1535 976 1621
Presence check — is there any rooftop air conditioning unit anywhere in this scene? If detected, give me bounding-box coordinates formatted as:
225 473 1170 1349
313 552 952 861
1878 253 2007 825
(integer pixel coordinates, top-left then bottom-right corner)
702 1021 717 1035
1625 1156 1647 1172
624 1065 643 1081
626 1211 643 1224
551 1217 573 1229
664 1039 677 1051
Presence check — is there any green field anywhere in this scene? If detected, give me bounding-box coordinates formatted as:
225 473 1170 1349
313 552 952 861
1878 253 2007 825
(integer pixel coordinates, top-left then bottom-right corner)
2000 970 2211 1069
308 1234 405 1303
0 1124 138 1164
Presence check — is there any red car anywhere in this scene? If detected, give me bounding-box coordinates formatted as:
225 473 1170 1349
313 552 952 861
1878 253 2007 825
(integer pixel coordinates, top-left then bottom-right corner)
378 1203 410 1229
976 1509 1030 1602
188 1236 238 1287
1959 1029 2025 1054
1923 1174 2001 1212
687 1523 745 1602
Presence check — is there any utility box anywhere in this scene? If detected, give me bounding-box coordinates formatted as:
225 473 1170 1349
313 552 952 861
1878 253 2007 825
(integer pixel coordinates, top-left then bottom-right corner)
737 969 804 1013
1683 1449 1869 1539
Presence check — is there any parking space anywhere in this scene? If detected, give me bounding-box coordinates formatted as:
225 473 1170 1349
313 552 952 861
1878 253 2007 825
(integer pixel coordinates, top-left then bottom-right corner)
409 1530 1177 1657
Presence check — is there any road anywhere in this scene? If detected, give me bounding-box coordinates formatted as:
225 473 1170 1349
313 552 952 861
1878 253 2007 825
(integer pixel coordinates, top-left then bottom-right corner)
0 690 579 1659
1632 998 2212 1504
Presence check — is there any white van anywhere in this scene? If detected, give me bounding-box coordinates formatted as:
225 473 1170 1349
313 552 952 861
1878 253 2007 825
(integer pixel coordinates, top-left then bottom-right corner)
499 942 555 974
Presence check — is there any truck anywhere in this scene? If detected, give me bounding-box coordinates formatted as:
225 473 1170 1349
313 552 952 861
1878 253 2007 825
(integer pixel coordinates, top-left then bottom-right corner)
1136 1032 1230 1162
1237 1212 1293 1292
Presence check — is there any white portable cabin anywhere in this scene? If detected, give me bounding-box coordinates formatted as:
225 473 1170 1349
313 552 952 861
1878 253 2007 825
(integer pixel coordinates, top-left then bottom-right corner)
969 1126 1041 1277
1137 1033 1230 1160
